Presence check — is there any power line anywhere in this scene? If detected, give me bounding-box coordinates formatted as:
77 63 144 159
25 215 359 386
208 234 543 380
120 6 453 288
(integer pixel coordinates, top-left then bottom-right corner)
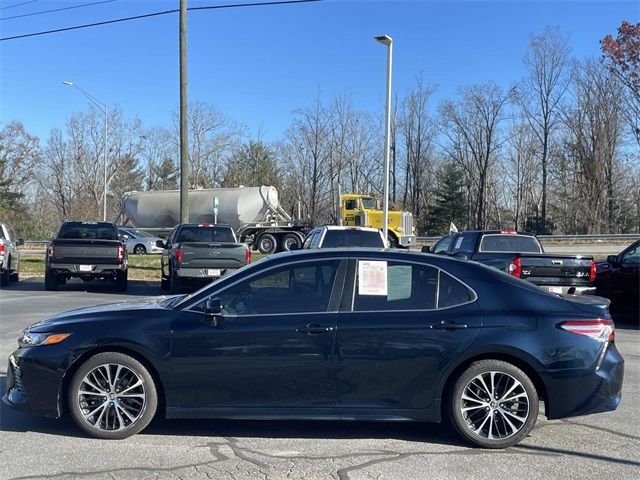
0 0 39 11
0 0 323 41
1 0 117 21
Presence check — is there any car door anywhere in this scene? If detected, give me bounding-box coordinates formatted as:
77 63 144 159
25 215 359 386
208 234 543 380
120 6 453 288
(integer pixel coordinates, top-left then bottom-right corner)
614 243 640 303
334 257 482 411
169 257 347 409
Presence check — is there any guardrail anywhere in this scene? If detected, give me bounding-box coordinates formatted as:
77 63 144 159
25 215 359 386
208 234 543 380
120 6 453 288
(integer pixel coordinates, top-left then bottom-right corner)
417 234 640 243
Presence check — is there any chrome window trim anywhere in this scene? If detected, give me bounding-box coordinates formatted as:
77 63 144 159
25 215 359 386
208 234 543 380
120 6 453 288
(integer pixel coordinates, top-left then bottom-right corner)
182 309 339 317
180 256 345 312
349 257 478 313
478 234 542 254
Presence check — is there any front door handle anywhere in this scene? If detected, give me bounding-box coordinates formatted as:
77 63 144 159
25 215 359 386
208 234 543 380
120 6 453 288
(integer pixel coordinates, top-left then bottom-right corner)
296 323 335 334
431 321 468 330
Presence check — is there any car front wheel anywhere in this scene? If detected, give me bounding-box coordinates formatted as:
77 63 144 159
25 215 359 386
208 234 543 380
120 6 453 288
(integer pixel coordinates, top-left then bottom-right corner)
68 352 157 439
449 360 539 448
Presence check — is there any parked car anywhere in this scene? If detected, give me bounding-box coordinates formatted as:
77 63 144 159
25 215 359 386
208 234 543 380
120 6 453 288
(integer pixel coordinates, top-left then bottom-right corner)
44 221 128 291
159 223 251 293
595 240 640 309
303 226 386 249
0 222 23 287
425 230 597 295
4 248 623 448
118 227 164 255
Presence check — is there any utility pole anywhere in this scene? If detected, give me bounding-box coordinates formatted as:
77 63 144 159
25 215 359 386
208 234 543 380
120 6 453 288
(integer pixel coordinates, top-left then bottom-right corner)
179 0 189 224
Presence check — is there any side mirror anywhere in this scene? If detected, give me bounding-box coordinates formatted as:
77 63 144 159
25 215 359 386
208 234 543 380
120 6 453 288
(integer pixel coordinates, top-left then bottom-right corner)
201 298 223 327
156 240 166 249
16 238 24 246
606 255 619 265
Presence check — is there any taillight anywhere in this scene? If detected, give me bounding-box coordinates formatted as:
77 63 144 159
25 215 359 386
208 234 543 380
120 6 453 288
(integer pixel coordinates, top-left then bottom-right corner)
0 244 5 255
47 244 55 260
559 319 615 342
589 259 596 283
117 245 125 262
245 246 251 264
508 257 521 277
175 247 183 265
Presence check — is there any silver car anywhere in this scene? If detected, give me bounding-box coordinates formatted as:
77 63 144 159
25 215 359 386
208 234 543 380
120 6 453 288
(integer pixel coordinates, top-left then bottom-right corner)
118 227 164 255
0 222 23 287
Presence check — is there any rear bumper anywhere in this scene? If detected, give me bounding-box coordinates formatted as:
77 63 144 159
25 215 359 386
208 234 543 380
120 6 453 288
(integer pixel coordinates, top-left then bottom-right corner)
48 263 127 276
538 284 597 295
176 267 238 279
543 342 624 419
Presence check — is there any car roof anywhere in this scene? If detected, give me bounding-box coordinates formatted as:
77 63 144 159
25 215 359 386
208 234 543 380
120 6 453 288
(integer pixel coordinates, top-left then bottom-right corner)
316 226 381 233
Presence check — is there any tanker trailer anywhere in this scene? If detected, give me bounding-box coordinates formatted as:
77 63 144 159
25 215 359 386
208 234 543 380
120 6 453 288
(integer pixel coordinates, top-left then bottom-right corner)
122 186 311 254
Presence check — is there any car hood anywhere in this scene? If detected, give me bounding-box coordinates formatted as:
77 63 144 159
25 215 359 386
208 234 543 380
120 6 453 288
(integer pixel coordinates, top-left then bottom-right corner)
28 295 182 331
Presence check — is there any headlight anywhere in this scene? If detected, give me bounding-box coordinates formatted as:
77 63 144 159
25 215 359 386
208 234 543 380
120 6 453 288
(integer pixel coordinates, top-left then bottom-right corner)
19 330 71 347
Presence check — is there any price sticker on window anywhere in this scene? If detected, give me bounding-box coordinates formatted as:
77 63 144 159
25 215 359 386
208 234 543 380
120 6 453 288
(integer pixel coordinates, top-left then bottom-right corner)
358 260 388 296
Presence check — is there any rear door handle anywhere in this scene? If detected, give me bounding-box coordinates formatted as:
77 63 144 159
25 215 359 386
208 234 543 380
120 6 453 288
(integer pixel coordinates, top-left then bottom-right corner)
431 321 468 330
296 323 335 334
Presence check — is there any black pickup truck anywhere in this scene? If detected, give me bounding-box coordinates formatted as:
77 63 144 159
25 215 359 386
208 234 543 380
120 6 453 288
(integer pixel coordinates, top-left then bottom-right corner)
426 230 596 295
45 221 128 291
159 223 251 293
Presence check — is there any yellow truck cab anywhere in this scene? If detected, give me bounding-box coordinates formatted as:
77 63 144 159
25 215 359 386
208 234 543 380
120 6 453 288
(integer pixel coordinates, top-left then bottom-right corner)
340 194 416 248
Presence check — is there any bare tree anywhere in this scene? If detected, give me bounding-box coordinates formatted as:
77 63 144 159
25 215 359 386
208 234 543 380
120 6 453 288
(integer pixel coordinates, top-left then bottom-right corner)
517 26 572 232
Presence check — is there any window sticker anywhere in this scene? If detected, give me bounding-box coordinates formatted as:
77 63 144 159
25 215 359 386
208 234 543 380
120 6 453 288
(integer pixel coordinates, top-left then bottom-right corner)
358 260 388 296
454 236 464 250
387 265 412 301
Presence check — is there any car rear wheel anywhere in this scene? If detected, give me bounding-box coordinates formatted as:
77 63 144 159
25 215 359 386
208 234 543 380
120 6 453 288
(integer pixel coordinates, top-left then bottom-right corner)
0 269 9 287
257 234 277 255
133 244 147 255
68 352 157 439
449 360 538 449
114 270 128 292
169 268 182 294
280 233 302 251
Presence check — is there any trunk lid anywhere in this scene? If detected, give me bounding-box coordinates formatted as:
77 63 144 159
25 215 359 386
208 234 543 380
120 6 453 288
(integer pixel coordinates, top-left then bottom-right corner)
178 242 247 269
50 239 122 264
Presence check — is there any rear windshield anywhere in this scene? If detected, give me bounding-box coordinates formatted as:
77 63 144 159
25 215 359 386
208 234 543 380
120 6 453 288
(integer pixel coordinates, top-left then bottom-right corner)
58 222 119 240
479 234 541 253
176 226 235 243
321 230 384 248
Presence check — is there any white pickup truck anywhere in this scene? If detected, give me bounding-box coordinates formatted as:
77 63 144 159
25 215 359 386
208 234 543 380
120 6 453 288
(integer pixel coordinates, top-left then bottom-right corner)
0 222 23 287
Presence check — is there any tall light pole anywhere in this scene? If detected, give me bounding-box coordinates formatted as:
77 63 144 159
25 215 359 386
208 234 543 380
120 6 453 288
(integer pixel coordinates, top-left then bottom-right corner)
63 81 108 221
374 34 393 246
179 0 189 224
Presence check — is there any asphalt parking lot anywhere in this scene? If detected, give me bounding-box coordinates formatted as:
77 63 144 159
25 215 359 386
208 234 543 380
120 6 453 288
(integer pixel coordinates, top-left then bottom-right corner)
0 278 638 480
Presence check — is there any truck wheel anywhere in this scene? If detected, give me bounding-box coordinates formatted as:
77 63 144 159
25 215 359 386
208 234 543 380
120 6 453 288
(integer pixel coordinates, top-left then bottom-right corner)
257 234 277 255
115 271 128 292
160 276 169 291
169 269 182 294
11 269 19 282
0 269 9 287
44 268 58 291
387 235 399 248
280 233 302 251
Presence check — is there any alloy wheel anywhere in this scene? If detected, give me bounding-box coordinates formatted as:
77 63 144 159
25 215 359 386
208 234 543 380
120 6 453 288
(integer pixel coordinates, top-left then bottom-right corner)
77 363 146 431
460 370 530 440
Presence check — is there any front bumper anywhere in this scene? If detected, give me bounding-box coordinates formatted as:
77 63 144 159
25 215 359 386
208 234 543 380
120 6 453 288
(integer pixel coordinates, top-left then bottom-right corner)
397 236 417 247
3 345 73 418
543 342 624 419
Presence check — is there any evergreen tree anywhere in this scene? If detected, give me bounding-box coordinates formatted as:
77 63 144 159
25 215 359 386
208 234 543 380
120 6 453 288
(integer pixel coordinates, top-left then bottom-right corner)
425 163 467 235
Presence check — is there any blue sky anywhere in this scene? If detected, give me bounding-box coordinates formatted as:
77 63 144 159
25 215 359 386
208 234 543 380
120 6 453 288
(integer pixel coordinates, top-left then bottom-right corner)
0 0 637 142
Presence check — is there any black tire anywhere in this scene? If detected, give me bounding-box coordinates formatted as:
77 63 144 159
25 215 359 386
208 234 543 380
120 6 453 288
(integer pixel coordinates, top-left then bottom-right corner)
257 233 277 255
44 268 58 291
280 233 302 251
115 270 128 292
169 268 182 294
387 235 399 249
160 276 169 291
10 262 19 282
448 359 539 449
133 244 147 255
0 269 9 287
68 352 158 439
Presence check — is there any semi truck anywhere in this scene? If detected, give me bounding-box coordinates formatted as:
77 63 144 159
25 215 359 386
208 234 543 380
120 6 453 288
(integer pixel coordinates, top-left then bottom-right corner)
121 186 416 254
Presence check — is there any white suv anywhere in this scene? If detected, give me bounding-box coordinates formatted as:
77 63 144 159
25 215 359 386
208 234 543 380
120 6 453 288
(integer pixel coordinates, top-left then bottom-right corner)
302 226 386 249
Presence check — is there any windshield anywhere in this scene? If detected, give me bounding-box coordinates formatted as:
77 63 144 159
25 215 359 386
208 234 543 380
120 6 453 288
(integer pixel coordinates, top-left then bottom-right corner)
130 229 152 238
361 197 376 209
175 226 235 243
58 222 119 240
479 234 542 253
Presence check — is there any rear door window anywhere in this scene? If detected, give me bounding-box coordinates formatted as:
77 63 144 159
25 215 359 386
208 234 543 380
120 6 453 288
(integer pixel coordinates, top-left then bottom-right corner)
176 226 235 243
451 234 476 254
353 260 474 311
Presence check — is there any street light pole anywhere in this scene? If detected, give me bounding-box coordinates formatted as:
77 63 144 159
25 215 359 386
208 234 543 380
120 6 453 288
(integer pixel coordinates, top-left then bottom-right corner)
63 81 109 221
179 0 189 224
375 34 393 246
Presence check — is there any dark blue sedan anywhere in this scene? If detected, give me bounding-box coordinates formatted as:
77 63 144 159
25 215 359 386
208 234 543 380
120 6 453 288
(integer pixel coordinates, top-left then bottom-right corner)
4 248 624 448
